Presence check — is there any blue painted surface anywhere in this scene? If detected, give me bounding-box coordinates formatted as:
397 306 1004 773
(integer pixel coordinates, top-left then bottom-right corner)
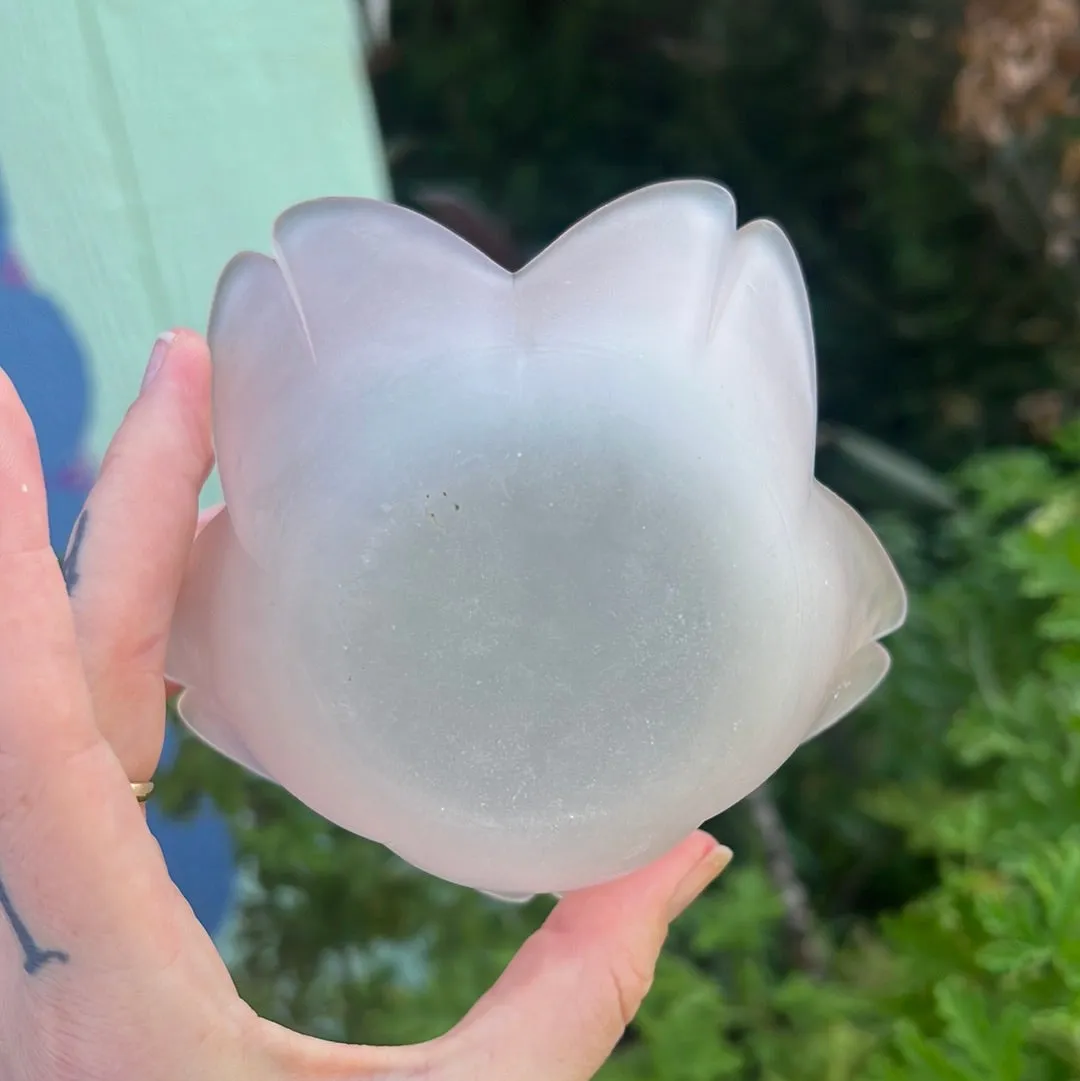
147 725 236 934
0 165 235 937
0 285 92 547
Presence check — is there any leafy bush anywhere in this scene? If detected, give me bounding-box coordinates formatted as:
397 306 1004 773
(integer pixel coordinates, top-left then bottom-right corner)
863 434 1080 1080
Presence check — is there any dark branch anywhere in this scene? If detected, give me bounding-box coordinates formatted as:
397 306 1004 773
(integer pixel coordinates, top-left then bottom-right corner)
747 784 829 979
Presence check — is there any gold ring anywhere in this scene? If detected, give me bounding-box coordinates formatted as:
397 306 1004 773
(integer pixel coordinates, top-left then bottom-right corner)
130 782 155 803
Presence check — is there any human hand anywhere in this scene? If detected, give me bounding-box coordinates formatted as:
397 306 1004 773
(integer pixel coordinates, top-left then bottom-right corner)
0 329 731 1081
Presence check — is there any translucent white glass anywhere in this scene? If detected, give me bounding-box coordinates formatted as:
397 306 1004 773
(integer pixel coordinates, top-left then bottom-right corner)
165 181 907 898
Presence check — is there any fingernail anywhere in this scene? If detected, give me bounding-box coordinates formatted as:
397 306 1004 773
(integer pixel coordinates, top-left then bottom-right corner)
141 331 176 392
667 842 732 921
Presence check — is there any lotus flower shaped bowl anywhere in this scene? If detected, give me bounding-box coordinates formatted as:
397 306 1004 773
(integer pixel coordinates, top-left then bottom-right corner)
165 181 906 898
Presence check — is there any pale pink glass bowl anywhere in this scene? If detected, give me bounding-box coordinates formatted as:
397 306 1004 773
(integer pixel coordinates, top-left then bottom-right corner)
165 181 906 899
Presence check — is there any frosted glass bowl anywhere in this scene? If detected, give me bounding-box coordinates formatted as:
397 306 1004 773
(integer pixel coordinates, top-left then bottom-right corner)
165 180 906 898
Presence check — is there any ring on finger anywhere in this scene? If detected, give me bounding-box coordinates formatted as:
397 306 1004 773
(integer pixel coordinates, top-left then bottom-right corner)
130 782 155 803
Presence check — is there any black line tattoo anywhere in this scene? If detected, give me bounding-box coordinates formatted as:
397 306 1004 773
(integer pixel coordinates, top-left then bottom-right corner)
0 872 69 974
61 509 88 595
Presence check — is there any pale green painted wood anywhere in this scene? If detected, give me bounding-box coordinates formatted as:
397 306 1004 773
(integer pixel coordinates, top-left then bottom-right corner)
0 0 390 505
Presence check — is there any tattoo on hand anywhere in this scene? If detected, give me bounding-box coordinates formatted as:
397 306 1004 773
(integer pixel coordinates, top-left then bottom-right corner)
0 872 69 974
61 509 88 595
5 513 85 973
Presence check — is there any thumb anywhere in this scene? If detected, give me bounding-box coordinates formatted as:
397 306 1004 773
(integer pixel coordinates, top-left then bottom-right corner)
434 831 732 1081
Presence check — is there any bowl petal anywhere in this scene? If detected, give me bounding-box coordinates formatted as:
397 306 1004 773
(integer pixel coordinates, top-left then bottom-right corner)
208 252 317 557
515 180 737 357
787 481 907 737
802 641 892 742
272 197 515 369
166 507 274 779
174 687 272 781
806 482 907 644
702 220 818 508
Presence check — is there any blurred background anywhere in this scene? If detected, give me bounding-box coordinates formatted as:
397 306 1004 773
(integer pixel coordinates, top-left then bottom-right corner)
3 1 1080 1077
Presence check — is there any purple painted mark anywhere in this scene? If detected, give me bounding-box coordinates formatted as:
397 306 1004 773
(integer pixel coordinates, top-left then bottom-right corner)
1 251 27 288
0 163 235 938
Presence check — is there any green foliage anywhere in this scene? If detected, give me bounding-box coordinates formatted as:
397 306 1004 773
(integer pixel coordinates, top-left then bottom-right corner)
860 432 1080 1080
